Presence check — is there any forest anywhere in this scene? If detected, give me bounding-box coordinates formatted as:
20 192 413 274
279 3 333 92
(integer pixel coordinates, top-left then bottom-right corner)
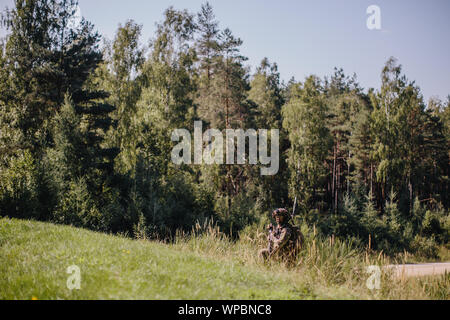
0 0 449 258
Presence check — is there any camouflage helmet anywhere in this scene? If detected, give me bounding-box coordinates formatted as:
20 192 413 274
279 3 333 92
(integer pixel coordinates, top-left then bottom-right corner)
272 208 289 219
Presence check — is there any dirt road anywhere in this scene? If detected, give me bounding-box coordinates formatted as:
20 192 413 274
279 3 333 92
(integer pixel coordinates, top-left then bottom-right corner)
385 262 450 278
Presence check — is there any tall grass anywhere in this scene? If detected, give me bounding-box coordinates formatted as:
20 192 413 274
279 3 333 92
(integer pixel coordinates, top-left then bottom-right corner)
2 217 446 299
171 219 449 299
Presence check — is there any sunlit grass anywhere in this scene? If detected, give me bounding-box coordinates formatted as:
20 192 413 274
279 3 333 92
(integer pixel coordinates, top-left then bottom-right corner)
0 217 447 300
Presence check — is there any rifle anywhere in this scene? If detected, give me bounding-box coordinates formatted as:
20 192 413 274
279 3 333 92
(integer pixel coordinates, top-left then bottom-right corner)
290 195 305 250
291 159 300 223
267 223 274 252
291 195 297 222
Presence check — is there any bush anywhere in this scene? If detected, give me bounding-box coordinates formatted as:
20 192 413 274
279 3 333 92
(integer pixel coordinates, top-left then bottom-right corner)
53 177 104 230
441 214 450 244
327 194 363 238
0 150 40 219
410 235 439 259
421 210 444 241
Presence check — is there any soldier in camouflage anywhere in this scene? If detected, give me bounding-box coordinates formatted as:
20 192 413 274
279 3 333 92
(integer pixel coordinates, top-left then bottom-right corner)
259 208 303 262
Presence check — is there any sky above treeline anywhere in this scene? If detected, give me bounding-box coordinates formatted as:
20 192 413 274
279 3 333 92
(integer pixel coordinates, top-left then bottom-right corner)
1 0 449 104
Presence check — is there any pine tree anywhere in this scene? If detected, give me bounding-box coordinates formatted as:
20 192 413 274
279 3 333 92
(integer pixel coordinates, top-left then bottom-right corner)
195 2 221 127
0 0 117 163
348 102 375 193
196 2 219 84
0 0 117 222
47 95 85 186
325 68 367 212
0 0 58 154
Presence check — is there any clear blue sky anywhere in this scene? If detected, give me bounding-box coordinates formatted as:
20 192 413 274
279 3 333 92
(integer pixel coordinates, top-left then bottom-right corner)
1 0 449 103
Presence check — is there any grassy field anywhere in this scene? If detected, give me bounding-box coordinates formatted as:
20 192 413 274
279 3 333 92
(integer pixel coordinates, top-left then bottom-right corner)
0 217 448 300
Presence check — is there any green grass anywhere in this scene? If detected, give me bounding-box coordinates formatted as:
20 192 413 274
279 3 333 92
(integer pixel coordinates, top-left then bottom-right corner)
0 217 448 300
0 217 315 299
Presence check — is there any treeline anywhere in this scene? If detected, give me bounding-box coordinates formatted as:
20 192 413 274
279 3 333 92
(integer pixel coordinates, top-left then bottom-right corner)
0 1 448 256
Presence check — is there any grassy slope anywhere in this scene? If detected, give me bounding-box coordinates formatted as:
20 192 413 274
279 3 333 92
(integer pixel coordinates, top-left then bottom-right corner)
1 217 448 300
0 217 319 299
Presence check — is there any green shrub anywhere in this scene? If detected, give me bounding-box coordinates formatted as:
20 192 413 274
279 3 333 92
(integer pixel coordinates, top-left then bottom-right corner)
53 177 104 230
421 210 443 240
0 150 39 219
410 235 439 259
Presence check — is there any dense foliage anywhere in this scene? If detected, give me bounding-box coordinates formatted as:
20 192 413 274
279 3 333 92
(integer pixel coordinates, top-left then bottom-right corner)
0 1 448 257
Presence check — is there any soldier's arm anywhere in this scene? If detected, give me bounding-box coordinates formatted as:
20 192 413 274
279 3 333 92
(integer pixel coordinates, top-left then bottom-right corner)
271 227 291 254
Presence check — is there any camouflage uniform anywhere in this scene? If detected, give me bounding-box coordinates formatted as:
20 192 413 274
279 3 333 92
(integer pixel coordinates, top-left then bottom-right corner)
259 208 302 262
